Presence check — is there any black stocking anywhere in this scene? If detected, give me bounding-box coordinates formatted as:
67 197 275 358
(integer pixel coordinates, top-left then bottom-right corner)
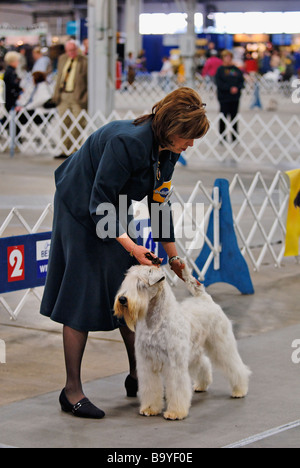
63 325 88 404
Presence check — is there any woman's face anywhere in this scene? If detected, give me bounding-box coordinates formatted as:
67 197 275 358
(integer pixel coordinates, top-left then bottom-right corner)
163 135 195 154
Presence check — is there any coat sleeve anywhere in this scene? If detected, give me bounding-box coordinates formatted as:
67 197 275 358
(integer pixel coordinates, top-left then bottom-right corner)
77 56 88 109
89 135 147 241
52 55 65 104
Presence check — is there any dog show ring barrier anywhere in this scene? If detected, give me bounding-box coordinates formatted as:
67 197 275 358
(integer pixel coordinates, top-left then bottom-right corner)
1 107 300 167
0 171 298 321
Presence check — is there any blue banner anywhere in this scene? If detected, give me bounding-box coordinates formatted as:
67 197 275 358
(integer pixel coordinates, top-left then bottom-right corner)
0 232 52 294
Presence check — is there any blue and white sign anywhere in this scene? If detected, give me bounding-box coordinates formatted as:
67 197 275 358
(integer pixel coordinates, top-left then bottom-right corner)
36 239 51 279
0 232 52 294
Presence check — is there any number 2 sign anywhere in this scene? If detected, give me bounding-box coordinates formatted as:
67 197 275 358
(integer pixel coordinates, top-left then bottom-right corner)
7 245 25 283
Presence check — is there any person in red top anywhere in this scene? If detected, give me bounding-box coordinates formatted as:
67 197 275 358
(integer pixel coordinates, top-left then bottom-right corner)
244 53 258 74
202 51 222 83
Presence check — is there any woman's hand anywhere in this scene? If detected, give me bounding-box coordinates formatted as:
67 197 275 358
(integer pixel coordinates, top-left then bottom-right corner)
116 234 162 267
170 258 185 280
132 244 162 267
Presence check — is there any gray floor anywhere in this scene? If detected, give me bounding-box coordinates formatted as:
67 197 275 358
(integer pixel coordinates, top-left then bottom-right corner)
0 324 299 449
0 151 299 449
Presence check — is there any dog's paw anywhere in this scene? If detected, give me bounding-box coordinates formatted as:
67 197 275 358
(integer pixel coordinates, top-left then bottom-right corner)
193 376 212 393
231 387 248 398
140 407 161 417
163 410 188 421
193 383 211 393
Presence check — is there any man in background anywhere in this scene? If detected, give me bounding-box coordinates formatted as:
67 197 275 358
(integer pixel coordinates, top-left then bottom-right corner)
53 40 88 159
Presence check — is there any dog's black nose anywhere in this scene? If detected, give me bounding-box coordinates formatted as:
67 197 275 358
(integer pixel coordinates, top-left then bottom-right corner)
119 296 128 306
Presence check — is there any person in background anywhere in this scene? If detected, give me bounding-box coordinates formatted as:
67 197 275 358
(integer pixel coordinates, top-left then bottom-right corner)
1 52 23 137
259 50 272 75
17 46 28 79
82 38 89 56
215 50 244 142
159 56 174 92
280 49 294 82
206 41 217 58
244 53 258 74
52 40 88 159
32 47 52 75
17 71 53 126
3 51 22 113
136 49 147 72
125 52 136 86
0 37 7 71
202 50 222 84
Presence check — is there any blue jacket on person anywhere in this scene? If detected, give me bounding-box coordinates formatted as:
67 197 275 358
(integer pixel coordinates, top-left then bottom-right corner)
55 119 180 243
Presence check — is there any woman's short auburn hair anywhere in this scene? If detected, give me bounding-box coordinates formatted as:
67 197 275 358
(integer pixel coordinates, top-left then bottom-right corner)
134 87 210 148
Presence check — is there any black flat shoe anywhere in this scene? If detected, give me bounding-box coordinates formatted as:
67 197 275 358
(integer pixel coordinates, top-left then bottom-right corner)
59 388 105 419
125 375 138 397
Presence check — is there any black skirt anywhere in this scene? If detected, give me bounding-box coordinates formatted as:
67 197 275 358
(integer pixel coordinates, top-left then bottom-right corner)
40 193 136 332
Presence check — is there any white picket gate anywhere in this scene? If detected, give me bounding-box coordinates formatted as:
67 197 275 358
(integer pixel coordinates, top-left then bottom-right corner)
1 106 300 165
0 171 296 321
1 71 300 164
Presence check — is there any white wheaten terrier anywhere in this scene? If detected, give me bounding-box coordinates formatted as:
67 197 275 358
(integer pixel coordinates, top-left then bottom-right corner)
114 263 251 421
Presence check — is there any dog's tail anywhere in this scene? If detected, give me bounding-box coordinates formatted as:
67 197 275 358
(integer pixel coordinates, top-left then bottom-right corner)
181 264 204 297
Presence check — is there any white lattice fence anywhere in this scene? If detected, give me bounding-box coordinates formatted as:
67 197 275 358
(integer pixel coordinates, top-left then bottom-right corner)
187 113 300 165
230 171 291 271
1 107 300 165
115 72 294 108
0 171 295 320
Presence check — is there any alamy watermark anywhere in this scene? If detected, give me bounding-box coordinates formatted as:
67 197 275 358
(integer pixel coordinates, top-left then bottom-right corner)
291 339 300 364
291 79 300 104
95 196 205 250
0 339 6 364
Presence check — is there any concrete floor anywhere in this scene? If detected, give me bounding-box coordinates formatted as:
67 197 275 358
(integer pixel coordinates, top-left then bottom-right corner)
0 151 299 449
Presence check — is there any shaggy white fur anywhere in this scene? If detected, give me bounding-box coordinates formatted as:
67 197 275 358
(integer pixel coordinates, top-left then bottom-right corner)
114 263 251 421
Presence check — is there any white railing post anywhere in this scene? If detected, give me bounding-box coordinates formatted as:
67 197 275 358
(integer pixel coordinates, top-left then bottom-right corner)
9 109 16 157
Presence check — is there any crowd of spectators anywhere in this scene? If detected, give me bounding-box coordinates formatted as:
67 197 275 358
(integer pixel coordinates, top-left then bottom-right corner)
1 35 300 153
0 37 88 158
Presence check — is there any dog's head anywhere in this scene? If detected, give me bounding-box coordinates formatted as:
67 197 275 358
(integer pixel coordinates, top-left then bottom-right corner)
114 265 165 331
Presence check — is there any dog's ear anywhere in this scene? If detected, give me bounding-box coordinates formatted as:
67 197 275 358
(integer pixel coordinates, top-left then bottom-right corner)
148 268 165 286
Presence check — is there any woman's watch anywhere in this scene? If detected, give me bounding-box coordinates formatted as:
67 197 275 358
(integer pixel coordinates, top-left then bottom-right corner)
168 256 181 266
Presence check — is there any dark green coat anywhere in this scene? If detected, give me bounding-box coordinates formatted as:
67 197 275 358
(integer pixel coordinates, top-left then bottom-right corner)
40 119 180 331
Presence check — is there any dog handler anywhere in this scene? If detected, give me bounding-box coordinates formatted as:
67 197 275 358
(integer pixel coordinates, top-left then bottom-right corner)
40 87 210 419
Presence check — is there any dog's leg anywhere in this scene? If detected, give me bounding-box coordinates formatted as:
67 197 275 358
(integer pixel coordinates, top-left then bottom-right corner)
206 318 251 398
138 363 164 417
190 354 213 393
163 367 192 420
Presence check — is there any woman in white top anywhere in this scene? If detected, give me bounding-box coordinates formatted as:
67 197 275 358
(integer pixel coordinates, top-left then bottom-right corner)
25 72 52 111
18 71 54 126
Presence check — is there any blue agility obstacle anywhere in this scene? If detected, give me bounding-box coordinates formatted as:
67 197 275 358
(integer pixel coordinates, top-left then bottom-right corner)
195 179 254 295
